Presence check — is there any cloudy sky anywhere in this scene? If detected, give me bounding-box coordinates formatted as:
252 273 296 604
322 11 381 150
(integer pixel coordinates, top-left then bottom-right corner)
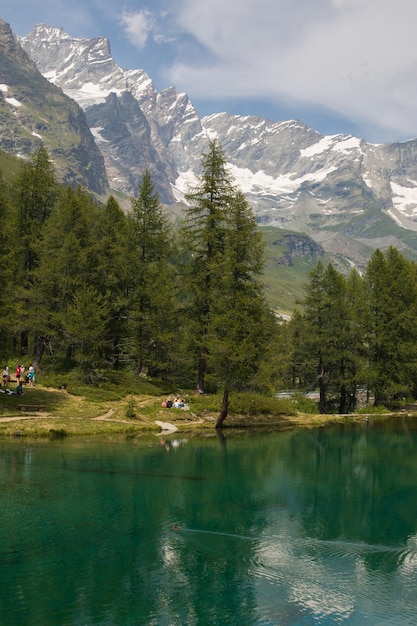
2 0 417 144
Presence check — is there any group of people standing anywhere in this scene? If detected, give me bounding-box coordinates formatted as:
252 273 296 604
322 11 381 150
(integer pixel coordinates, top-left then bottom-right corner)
2 363 35 390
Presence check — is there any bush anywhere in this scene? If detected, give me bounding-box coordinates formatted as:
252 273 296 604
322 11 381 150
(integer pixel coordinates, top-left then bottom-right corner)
191 392 297 416
357 405 390 414
125 398 138 419
40 369 168 401
289 393 319 414
48 428 68 438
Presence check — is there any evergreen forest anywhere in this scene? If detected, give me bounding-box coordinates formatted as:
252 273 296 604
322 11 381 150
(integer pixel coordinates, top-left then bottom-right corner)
1 140 417 422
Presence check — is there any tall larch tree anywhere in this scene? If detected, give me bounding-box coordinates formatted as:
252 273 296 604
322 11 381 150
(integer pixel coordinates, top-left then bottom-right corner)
128 169 175 376
342 267 368 411
29 186 102 371
11 146 58 354
364 247 417 404
0 177 14 359
91 196 131 368
301 262 348 413
182 139 236 393
207 190 271 427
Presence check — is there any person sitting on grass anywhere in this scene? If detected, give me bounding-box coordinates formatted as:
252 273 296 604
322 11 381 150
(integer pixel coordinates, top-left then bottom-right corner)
6 383 23 396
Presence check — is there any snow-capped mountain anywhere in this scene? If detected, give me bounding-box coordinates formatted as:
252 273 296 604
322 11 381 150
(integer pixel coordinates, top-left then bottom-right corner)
15 23 417 267
20 23 200 204
0 20 107 193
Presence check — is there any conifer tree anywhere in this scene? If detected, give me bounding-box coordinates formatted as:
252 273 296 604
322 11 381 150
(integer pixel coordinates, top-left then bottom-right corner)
13 145 57 277
92 196 131 368
29 186 100 369
10 146 58 354
128 169 175 375
207 191 270 426
182 139 236 393
342 268 368 410
281 309 309 389
61 285 110 379
0 178 14 359
301 262 348 413
364 247 417 404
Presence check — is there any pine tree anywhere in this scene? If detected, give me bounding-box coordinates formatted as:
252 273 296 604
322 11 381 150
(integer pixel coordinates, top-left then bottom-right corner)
61 284 110 380
207 191 270 426
0 177 14 359
301 262 349 413
92 196 131 368
12 145 57 277
342 268 368 410
10 146 58 355
128 169 176 376
29 186 100 369
182 139 236 393
364 247 417 404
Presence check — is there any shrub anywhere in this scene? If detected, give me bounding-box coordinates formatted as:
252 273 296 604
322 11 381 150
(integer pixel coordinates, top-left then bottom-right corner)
48 428 68 438
357 405 390 414
191 392 297 416
125 398 138 419
290 393 319 414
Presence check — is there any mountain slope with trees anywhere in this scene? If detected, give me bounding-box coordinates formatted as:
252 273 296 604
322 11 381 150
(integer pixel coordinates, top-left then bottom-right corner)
1 142 417 419
0 143 273 425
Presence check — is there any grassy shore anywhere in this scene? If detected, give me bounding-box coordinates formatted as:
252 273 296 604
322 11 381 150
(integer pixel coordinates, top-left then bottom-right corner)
0 379 401 439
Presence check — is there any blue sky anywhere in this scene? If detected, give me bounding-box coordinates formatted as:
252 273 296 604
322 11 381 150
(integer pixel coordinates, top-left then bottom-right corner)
2 0 417 144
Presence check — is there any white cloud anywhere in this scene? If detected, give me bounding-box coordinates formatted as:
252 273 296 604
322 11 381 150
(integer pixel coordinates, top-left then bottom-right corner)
4 0 417 142
165 0 417 141
119 8 174 50
119 10 154 50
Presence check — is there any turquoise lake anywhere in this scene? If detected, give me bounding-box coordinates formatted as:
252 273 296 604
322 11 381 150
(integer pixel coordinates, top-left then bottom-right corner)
1 417 417 625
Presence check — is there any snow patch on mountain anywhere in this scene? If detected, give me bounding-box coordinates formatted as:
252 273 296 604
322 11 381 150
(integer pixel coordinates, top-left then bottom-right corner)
0 83 22 107
300 135 362 158
390 181 417 216
227 163 338 196
18 21 417 257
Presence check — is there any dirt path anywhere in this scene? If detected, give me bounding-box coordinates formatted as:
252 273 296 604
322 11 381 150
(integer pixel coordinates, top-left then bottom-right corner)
0 408 119 423
91 409 117 421
0 413 51 422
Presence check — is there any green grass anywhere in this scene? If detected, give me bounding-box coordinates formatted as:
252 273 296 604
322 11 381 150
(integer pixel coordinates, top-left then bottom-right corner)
0 381 302 439
261 227 320 313
0 149 22 179
1 370 408 439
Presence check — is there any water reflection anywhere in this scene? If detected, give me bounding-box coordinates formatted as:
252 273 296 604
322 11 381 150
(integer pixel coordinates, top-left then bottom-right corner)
0 417 416 625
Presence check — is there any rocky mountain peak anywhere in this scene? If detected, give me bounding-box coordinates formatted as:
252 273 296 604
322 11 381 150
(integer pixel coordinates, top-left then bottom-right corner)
5 18 417 272
0 18 108 194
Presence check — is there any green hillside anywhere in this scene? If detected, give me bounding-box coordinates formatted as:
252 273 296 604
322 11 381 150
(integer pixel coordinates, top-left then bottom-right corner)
261 227 324 315
0 149 22 179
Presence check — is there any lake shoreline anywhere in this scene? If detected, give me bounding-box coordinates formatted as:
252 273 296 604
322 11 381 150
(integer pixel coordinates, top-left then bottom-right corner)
0 385 414 438
0 402 406 439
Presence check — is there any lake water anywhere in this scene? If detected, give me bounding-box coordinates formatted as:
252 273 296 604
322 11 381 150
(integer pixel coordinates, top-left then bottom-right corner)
1 417 417 625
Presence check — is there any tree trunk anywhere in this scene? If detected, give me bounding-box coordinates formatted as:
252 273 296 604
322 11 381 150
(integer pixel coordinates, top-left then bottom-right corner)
32 336 49 370
196 353 206 394
318 364 327 414
134 355 143 376
20 330 29 355
338 383 347 414
113 336 120 369
346 390 356 412
318 377 326 414
215 387 229 428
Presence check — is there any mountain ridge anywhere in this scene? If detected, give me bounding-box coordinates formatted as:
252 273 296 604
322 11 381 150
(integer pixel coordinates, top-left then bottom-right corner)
2 18 417 280
0 19 108 194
